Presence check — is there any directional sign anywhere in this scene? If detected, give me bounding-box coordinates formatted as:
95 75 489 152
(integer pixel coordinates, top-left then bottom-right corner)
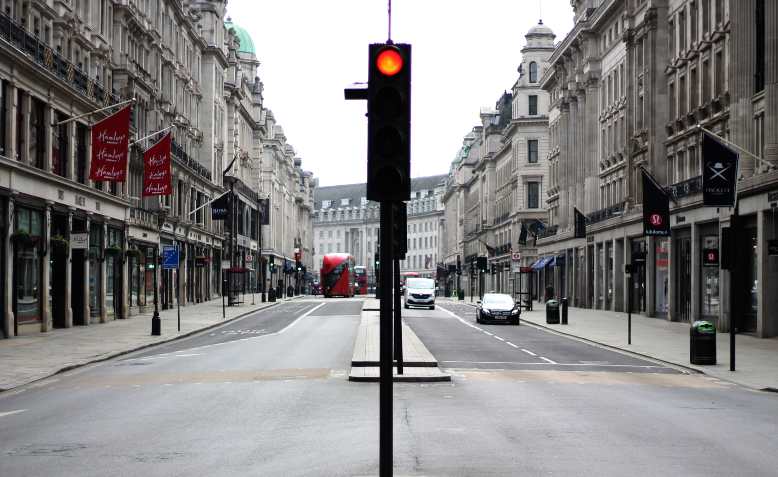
161 245 179 270
511 252 521 261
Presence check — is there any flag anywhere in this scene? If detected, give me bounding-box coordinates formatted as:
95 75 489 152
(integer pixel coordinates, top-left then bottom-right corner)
642 168 670 236
702 131 739 207
483 241 496 256
142 133 172 196
90 105 131 181
258 198 270 225
519 223 528 245
574 208 587 238
211 192 231 220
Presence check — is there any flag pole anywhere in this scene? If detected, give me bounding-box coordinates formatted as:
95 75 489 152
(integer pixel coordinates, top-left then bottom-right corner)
130 125 175 147
54 98 136 126
696 124 773 169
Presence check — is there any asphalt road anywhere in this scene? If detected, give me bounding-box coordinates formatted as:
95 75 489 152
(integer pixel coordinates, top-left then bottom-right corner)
1 297 777 476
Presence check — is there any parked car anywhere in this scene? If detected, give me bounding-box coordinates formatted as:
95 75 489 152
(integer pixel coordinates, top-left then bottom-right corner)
476 293 520 325
404 277 436 310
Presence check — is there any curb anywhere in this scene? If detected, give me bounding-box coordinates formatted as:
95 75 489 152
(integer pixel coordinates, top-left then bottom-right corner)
0 300 288 393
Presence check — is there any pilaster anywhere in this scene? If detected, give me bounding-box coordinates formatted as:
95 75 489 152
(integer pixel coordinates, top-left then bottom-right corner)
83 214 91 324
3 197 15 337
41 202 52 332
65 209 74 327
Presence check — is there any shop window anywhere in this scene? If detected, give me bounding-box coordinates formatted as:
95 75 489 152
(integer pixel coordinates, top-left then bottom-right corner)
655 238 670 315
701 235 720 317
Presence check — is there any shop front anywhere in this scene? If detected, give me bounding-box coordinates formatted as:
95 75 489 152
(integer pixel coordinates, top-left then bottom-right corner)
630 238 647 314
673 228 692 322
12 205 43 334
105 225 124 320
654 237 670 317
127 240 156 316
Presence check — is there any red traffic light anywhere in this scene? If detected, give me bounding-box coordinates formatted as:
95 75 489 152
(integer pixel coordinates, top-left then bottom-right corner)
376 48 403 76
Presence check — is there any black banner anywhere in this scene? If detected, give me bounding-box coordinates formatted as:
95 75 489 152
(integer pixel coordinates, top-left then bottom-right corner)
642 169 670 236
258 198 270 225
702 132 739 207
574 208 587 238
211 192 231 220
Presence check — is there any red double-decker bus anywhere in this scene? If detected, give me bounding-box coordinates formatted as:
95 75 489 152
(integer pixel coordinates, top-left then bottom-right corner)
354 266 368 295
320 253 355 298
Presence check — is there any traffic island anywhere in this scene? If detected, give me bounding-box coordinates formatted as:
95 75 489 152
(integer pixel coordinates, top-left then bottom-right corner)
349 310 451 382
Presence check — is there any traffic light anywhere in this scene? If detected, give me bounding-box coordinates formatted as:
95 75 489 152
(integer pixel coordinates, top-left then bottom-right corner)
296 260 302 272
367 43 411 202
392 202 407 260
374 251 380 269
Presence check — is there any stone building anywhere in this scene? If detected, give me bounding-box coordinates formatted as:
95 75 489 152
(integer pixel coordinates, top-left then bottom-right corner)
536 0 778 337
0 1 315 338
440 21 555 300
312 175 446 287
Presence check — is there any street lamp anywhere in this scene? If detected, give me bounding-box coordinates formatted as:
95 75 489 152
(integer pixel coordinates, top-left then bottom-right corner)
151 208 167 336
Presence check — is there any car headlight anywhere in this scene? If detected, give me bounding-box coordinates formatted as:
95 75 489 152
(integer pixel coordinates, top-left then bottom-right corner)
481 308 491 315
511 308 520 315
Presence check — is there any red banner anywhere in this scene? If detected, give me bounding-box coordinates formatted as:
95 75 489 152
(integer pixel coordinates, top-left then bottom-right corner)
89 106 131 181
142 132 172 196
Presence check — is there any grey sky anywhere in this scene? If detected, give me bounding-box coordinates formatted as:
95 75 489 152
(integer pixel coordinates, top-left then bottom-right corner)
226 1 574 186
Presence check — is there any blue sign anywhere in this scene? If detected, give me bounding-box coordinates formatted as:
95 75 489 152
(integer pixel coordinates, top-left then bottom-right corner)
162 245 179 270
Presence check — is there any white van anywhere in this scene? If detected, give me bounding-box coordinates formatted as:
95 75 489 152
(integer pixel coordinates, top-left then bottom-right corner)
404 278 436 310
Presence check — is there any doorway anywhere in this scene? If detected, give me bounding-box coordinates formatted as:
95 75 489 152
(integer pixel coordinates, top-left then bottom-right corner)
675 232 692 322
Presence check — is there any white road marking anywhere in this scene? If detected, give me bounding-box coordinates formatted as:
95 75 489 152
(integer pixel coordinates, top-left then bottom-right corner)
494 336 505 342
0 410 26 418
521 349 537 356
506 342 519 348
540 356 557 364
482 331 494 336
174 353 202 357
441 360 670 369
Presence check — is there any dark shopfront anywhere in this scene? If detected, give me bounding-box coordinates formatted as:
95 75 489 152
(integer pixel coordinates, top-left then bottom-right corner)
12 205 43 334
127 241 156 315
732 215 759 333
674 228 692 322
630 238 647 314
104 226 124 320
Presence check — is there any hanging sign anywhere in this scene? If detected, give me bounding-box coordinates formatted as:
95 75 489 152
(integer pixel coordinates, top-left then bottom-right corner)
89 106 131 181
142 133 172 196
642 169 670 236
702 132 739 207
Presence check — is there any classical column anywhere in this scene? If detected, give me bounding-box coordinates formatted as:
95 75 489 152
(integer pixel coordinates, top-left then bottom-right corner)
100 221 108 322
763 0 778 166
729 0 757 176
64 209 74 328
3 197 15 337
567 95 578 229
558 100 571 228
83 214 91 325
4 82 16 161
41 202 52 332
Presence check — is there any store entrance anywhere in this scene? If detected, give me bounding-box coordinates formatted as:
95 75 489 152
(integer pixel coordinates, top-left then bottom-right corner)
675 233 692 322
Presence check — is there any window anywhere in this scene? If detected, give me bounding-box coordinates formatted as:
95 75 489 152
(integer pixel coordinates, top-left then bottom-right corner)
321 200 331 209
340 198 350 206
528 140 538 163
527 182 540 209
528 95 538 116
529 61 538 83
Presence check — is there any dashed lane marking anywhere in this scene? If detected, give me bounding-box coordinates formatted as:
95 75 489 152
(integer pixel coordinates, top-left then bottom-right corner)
0 410 26 418
540 356 557 364
494 336 505 342
521 349 537 356
506 342 519 348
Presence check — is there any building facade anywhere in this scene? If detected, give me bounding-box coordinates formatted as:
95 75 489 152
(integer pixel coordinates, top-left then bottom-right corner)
536 0 778 338
440 22 555 300
312 175 446 287
0 1 314 338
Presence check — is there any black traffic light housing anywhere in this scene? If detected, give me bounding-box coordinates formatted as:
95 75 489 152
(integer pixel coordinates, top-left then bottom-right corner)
456 255 462 275
367 43 411 202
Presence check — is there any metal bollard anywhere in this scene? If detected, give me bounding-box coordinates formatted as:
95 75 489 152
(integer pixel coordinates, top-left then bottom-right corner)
561 297 568 325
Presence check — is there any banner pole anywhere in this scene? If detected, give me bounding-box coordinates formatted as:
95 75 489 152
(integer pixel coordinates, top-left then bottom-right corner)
130 125 175 147
697 124 772 168
54 98 136 126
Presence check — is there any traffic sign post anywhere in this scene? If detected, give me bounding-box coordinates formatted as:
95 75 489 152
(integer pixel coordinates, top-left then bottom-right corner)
161 245 181 332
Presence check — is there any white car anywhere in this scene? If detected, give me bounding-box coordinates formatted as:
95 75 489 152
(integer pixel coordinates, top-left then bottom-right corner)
404 278 436 310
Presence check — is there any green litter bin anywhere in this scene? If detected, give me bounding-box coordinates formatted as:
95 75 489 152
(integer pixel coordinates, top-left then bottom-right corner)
546 299 560 324
690 320 716 365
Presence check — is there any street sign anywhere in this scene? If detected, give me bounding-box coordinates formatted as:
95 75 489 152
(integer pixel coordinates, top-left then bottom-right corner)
71 233 88 249
246 254 254 262
511 251 521 261
161 245 179 269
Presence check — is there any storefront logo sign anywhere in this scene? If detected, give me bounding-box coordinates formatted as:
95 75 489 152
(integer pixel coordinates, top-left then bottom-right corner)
702 132 738 207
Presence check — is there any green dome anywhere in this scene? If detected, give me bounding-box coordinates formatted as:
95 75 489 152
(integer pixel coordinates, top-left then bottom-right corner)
224 19 255 56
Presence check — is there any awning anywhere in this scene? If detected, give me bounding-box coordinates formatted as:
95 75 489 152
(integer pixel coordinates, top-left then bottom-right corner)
532 257 549 270
546 256 556 267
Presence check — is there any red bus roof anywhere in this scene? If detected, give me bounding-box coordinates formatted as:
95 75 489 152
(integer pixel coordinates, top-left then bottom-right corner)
321 253 354 272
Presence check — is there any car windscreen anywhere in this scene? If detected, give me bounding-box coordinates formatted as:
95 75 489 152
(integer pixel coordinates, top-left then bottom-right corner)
482 295 514 308
406 278 434 289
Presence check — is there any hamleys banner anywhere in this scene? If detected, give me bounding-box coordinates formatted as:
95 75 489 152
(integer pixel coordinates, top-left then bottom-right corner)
89 106 131 181
142 133 172 197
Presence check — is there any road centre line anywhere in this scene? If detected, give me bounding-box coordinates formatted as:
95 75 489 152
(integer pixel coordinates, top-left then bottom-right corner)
441 360 669 368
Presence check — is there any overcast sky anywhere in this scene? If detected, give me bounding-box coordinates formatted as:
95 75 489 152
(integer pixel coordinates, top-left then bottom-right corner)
225 0 574 187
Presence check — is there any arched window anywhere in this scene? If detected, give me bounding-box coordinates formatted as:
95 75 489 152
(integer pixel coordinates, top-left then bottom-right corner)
529 62 538 83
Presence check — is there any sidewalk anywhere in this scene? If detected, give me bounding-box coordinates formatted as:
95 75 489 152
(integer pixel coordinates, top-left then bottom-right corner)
440 297 778 392
0 295 304 392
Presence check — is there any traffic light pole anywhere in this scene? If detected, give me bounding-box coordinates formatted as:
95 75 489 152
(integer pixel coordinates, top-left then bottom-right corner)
393 257 403 375
379 201 394 476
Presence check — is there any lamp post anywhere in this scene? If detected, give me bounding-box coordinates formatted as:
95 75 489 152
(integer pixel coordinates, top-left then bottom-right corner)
151 209 167 336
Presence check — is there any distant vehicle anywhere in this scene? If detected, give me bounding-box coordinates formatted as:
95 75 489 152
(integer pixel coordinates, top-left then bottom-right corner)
310 282 322 295
320 253 355 298
354 266 368 295
476 293 520 325
404 277 436 310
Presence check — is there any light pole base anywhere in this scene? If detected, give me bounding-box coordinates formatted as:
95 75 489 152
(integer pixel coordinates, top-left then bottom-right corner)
151 313 161 336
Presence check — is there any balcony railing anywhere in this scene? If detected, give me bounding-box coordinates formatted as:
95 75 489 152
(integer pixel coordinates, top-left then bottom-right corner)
172 139 212 181
0 11 119 106
667 175 702 200
587 201 626 225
